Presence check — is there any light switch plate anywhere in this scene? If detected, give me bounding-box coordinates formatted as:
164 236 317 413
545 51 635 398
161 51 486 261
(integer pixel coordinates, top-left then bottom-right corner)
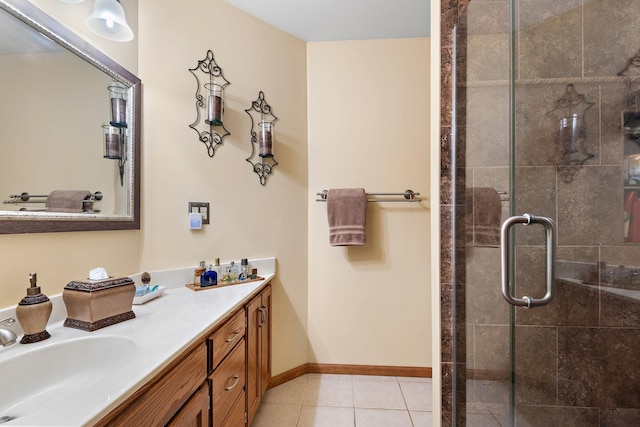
188 202 210 224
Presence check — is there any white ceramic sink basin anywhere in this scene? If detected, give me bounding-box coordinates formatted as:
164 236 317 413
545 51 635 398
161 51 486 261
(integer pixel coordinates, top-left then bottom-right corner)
0 335 136 424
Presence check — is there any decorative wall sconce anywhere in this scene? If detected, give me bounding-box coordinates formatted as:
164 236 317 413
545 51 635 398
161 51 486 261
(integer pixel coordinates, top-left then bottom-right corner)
188 50 231 157
245 91 278 185
548 84 594 183
103 81 127 186
85 0 134 42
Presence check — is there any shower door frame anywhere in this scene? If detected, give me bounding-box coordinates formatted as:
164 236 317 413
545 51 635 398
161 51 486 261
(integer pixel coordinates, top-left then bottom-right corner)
442 0 640 426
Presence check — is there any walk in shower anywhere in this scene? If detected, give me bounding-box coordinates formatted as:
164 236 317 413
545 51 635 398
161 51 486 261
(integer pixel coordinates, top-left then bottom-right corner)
442 0 640 425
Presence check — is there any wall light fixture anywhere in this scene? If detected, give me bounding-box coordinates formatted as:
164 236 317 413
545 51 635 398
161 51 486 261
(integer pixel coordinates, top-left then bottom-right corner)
245 91 279 186
188 50 231 157
103 81 128 186
85 0 133 42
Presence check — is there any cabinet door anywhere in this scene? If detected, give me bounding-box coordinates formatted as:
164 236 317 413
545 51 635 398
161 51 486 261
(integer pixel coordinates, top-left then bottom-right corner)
98 344 207 427
211 338 246 427
221 391 246 427
245 294 262 425
246 285 272 426
167 382 210 427
259 286 272 398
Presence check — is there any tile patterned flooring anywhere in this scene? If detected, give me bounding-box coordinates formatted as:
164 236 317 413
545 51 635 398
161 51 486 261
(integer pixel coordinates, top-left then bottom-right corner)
252 374 433 427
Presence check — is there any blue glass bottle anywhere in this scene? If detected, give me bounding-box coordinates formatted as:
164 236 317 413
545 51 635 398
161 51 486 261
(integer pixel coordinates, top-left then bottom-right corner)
200 264 217 287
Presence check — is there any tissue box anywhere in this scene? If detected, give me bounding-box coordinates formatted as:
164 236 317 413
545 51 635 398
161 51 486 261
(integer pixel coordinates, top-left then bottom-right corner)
63 277 135 332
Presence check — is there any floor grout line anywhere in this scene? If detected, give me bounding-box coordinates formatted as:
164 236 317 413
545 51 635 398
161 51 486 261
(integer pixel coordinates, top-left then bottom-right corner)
258 373 433 427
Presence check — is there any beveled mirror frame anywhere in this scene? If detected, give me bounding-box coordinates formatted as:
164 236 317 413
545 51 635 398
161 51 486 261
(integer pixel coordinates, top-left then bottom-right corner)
0 0 141 234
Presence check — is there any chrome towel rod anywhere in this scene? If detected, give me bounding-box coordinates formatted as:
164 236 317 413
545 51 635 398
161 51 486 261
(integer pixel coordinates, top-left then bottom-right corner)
316 189 422 203
2 191 103 204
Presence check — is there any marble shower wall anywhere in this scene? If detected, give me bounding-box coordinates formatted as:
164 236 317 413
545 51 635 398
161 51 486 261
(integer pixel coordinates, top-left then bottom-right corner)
442 0 640 425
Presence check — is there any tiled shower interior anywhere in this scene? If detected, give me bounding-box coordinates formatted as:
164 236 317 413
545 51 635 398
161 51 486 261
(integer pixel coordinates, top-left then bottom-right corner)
456 0 640 425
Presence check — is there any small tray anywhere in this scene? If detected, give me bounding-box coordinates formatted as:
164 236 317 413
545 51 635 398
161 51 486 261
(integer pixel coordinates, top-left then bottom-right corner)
186 276 264 292
133 286 166 304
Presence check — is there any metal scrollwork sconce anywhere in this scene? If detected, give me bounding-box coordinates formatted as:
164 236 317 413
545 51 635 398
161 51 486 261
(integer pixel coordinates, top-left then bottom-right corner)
245 91 279 185
548 84 594 183
188 50 231 157
104 81 128 187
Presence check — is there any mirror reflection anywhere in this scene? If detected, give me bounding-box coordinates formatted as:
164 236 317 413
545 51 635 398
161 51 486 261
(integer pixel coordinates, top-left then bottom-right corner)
0 0 140 233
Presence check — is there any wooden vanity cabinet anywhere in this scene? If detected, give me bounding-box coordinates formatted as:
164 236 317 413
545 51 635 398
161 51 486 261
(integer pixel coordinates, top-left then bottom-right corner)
96 342 208 427
246 285 272 426
221 390 246 427
167 382 210 427
97 283 272 427
208 310 246 426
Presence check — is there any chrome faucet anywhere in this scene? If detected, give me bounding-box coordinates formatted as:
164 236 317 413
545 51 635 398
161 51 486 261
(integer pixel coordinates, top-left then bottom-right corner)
0 318 17 347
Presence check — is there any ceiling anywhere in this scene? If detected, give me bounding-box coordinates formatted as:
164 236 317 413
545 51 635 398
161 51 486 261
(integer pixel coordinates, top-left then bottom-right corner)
224 0 430 42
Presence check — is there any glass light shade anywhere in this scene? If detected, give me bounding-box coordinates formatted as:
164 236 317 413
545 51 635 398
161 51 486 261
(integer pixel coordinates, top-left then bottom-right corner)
59 0 86 3
85 0 133 42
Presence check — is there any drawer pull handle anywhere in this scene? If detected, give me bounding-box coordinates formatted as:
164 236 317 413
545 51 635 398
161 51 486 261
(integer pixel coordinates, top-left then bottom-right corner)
225 330 240 343
225 374 240 391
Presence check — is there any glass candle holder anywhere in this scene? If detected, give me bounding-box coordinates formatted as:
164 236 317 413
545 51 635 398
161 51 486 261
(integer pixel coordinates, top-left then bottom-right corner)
102 125 121 159
204 83 224 126
108 82 127 126
558 113 579 154
258 121 274 157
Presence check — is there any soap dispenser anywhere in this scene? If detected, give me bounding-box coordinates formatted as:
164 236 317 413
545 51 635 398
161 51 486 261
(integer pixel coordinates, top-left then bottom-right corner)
16 273 52 344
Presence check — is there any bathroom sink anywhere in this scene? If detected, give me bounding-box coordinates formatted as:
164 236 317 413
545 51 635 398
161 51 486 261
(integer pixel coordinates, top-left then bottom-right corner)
0 335 136 424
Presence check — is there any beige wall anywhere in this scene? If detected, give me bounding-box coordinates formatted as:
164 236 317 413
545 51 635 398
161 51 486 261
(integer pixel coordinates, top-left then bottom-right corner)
307 39 431 367
1 1 431 376
0 1 142 311
137 0 309 375
0 0 309 376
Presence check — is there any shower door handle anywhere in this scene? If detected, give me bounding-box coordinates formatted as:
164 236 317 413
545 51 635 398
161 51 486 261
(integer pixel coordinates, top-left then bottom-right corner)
500 214 556 308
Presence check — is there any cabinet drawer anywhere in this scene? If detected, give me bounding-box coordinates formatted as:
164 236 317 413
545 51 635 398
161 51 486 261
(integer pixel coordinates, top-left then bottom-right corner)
208 309 245 372
211 338 246 427
98 343 207 426
167 382 210 427
221 390 245 427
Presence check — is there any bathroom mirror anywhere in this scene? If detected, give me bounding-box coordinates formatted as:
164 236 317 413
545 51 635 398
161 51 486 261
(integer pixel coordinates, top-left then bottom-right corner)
0 0 140 234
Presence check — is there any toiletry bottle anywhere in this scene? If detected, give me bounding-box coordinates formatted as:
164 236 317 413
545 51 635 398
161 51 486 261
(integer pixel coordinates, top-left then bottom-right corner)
222 264 231 283
230 261 239 283
15 273 52 344
239 258 249 281
201 264 217 287
136 271 151 296
214 258 221 280
194 261 205 287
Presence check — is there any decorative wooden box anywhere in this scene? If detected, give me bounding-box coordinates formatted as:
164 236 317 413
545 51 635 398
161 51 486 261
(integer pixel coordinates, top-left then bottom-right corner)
63 277 135 332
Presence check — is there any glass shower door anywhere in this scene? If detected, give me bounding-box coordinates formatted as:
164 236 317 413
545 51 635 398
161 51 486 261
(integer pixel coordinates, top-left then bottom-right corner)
459 0 640 425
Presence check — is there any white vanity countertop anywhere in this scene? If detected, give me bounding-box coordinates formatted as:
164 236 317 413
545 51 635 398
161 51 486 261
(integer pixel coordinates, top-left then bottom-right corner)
0 257 275 427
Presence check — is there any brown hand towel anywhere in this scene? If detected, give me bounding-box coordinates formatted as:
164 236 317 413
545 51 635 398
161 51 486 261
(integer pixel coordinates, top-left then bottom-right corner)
327 188 367 246
465 187 502 247
46 190 91 213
